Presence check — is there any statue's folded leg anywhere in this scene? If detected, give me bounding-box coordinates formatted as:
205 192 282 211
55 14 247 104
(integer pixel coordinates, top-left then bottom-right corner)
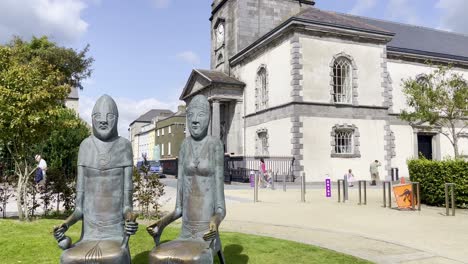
149 240 213 264
61 240 130 264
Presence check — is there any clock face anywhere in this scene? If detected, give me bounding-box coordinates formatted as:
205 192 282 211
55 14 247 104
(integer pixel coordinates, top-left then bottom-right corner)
216 24 224 45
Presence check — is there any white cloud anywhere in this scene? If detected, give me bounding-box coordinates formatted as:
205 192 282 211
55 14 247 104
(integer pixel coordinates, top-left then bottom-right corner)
385 0 421 25
176 51 201 65
151 0 171 9
436 0 468 34
349 0 377 15
79 95 181 139
0 0 88 44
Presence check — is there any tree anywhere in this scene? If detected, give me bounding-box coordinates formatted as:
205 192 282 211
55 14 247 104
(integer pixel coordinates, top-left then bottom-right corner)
133 156 165 220
400 65 468 158
39 109 90 213
0 36 93 220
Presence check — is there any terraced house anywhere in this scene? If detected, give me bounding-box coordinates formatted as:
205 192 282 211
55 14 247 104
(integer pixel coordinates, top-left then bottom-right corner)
179 0 468 181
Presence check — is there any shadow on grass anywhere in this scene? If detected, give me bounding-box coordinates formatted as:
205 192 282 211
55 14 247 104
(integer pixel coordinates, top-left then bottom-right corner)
131 243 248 264
132 250 150 264
219 244 248 264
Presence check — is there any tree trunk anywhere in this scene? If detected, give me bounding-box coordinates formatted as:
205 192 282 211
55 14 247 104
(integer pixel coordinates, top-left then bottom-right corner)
16 178 24 220
57 193 60 212
23 176 29 220
451 124 459 158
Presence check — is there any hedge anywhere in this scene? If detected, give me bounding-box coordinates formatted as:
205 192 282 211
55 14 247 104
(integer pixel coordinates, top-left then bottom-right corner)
408 159 468 208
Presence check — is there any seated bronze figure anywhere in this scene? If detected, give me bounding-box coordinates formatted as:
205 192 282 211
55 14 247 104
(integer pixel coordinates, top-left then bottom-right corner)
147 94 226 264
53 95 138 264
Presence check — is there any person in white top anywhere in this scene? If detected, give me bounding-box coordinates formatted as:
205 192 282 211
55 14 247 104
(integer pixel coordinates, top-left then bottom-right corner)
35 154 47 191
344 169 355 187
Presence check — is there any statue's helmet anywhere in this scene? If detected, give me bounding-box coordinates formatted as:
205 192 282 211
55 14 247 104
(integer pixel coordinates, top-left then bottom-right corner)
187 95 210 139
92 94 119 141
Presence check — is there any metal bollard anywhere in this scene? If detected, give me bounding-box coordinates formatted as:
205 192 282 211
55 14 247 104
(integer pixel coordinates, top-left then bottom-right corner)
411 182 421 211
343 176 349 201
382 181 392 208
271 171 276 190
337 179 345 203
445 183 455 216
358 180 367 205
254 173 259 203
301 173 306 203
283 174 287 192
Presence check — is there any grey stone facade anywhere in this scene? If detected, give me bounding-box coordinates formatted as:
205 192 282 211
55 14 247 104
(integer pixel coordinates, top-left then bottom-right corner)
210 0 313 72
383 121 395 177
290 116 304 177
290 34 303 102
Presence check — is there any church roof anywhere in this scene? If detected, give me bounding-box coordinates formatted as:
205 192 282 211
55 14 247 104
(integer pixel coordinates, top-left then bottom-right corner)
179 69 245 100
295 7 393 36
196 69 245 86
232 7 468 64
295 7 468 61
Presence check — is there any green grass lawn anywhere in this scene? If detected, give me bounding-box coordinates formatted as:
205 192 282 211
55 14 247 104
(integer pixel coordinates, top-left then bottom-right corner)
0 219 371 264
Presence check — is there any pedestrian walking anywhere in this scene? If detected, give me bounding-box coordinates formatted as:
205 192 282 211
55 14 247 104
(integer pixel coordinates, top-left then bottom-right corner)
369 160 381 186
35 154 47 192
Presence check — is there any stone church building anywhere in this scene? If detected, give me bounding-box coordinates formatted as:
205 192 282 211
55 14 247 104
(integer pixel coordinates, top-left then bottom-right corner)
179 0 468 181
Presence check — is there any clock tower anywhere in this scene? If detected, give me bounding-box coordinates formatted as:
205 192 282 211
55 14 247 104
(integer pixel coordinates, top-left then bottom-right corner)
210 0 315 73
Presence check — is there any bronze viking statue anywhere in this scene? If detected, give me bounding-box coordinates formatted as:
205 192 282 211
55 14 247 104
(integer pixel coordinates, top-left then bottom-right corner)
53 94 138 263
147 94 226 264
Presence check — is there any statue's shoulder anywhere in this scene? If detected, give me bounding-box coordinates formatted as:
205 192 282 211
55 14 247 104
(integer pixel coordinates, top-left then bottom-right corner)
79 136 93 150
117 136 132 148
206 136 223 149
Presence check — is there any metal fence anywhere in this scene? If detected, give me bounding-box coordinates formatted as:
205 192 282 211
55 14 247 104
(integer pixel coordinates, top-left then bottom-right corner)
225 155 295 183
161 155 296 184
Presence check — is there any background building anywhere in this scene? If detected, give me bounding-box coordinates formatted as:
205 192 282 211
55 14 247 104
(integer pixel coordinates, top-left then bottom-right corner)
65 87 79 113
129 109 173 164
156 105 187 159
179 0 468 181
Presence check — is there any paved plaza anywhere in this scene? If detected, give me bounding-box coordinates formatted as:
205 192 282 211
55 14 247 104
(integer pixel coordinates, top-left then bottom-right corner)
3 177 467 263
159 178 468 264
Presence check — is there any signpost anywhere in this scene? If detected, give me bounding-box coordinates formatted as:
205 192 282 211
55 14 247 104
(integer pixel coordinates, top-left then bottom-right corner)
325 177 331 198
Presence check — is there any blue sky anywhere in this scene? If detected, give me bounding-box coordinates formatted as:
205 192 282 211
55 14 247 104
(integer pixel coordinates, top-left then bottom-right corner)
1 0 467 136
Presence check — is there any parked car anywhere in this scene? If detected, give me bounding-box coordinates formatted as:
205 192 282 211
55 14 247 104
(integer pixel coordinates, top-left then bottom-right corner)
136 160 165 177
148 160 163 176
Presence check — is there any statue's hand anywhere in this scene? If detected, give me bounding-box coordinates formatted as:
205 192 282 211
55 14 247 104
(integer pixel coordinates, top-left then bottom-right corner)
125 221 138 236
146 221 161 238
53 223 68 242
203 221 218 241
124 212 139 236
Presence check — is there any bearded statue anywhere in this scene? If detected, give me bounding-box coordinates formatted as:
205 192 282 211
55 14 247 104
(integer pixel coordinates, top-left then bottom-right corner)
53 94 138 264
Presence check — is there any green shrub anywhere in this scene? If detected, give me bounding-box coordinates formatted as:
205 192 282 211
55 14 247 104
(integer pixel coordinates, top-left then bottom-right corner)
408 159 468 208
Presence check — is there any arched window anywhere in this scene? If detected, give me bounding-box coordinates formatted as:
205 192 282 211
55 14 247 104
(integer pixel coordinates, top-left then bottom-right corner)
332 57 353 104
255 65 269 111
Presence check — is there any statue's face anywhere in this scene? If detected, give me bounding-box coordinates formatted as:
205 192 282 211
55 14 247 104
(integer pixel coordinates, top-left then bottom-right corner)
92 95 119 141
187 106 210 140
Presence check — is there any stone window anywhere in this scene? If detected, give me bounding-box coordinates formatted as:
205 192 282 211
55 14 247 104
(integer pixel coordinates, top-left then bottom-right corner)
255 128 269 156
168 142 172 156
157 129 159 137
168 125 172 134
161 143 165 156
335 130 353 154
162 128 164 136
331 124 361 158
255 65 269 111
333 57 352 103
330 53 358 105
